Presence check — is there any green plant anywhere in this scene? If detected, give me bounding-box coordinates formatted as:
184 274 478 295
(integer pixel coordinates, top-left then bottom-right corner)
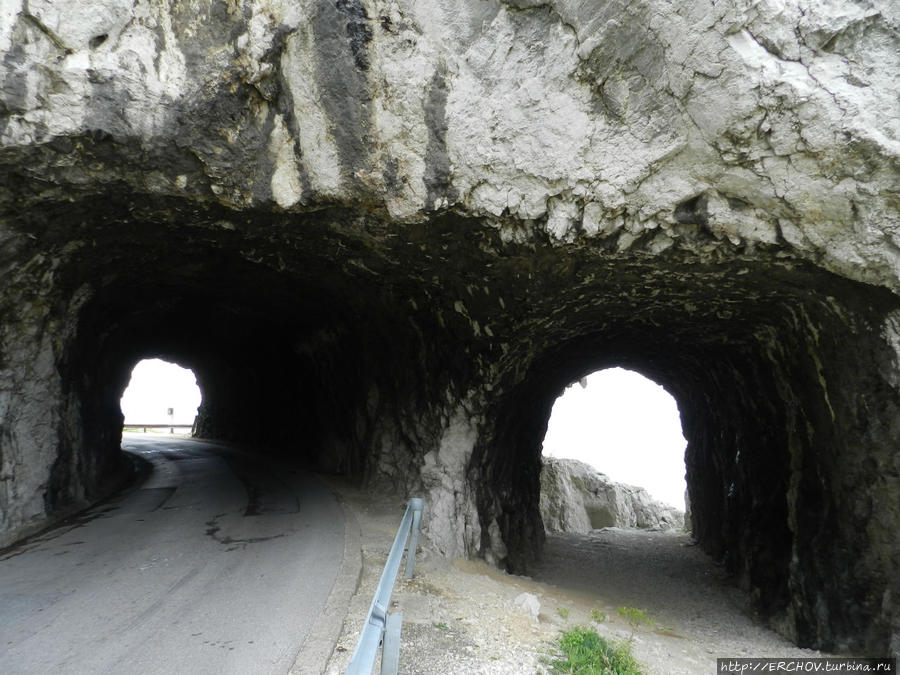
433 621 449 631
590 609 606 623
616 607 654 640
557 607 570 619
548 626 642 674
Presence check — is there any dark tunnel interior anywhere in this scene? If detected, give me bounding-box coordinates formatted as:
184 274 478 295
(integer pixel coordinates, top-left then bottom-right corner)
469 264 900 653
8 192 899 654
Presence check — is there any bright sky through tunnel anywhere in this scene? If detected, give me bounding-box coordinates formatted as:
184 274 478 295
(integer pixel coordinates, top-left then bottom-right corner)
541 367 687 509
120 359 201 426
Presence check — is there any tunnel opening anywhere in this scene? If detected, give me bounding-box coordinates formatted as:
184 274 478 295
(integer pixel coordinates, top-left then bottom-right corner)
75 284 358 481
470 256 900 654
120 358 202 434
1 189 897 654
540 367 687 531
30 197 455 515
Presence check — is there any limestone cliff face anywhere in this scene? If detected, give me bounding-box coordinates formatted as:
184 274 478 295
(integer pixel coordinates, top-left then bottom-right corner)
1 0 897 287
540 457 684 532
1 0 898 655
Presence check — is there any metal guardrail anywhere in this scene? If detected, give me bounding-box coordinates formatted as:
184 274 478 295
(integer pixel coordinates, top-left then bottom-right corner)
347 497 424 675
123 424 194 433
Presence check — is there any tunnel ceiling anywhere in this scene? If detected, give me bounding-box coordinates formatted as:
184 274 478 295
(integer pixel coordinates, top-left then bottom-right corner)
1 0 899 657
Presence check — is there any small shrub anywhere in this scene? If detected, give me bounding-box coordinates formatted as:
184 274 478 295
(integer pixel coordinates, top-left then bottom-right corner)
557 607 570 619
548 626 642 674
616 607 654 640
591 609 606 623
433 621 449 631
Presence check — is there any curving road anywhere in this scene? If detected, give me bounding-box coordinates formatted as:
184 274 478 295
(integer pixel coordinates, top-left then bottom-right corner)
0 434 345 674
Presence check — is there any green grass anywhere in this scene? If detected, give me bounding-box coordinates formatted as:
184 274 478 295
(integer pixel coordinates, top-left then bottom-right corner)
547 626 643 675
616 607 654 640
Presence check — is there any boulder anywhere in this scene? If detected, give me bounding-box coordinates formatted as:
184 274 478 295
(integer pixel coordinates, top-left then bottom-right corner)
540 457 684 532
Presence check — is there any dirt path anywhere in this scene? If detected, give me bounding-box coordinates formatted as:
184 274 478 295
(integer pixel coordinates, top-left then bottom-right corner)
321 483 825 674
532 530 825 673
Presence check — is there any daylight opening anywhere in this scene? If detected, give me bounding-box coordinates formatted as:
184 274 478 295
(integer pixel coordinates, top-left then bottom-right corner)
541 367 687 510
120 358 202 433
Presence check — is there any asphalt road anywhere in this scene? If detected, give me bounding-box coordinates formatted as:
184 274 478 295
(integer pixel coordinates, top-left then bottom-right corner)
0 434 345 674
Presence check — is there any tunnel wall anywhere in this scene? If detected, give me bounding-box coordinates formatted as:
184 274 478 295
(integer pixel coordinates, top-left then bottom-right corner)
469 270 900 654
1 0 898 657
2 198 899 656
677 296 900 652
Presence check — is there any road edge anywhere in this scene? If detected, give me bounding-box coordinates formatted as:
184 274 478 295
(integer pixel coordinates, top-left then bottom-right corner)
290 479 363 675
0 444 148 552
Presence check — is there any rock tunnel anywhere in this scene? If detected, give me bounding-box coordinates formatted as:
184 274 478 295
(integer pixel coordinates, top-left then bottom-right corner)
1 0 898 658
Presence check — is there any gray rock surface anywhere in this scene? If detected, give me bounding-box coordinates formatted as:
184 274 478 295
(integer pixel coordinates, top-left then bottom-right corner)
1 0 897 289
540 457 684 532
1 0 898 656
513 591 541 621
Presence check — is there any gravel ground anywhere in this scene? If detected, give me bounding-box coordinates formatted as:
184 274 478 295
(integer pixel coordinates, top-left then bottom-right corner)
321 482 827 674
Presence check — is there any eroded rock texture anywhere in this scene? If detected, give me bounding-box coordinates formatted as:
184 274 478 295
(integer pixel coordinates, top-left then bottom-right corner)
540 457 684 532
1 0 898 655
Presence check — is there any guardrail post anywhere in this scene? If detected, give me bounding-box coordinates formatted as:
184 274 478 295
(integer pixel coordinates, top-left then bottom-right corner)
404 498 423 579
380 612 402 675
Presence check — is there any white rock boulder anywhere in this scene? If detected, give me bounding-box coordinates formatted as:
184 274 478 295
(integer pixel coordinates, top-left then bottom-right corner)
540 457 684 533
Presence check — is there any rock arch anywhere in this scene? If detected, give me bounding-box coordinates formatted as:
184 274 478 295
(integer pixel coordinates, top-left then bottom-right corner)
1 0 897 655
